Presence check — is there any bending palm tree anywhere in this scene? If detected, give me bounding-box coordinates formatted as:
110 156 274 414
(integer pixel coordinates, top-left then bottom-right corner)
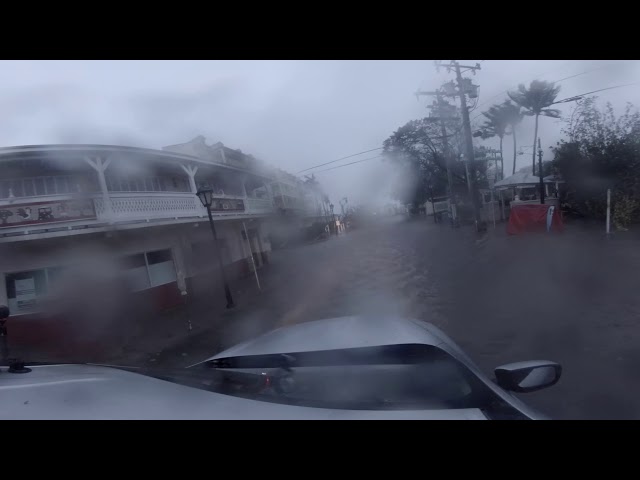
508 80 561 175
479 102 510 180
500 101 524 175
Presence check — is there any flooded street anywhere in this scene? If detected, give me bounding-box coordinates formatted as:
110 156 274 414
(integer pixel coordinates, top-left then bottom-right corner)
150 217 640 420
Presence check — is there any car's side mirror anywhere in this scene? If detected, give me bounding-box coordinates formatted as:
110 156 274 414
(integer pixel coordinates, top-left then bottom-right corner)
494 360 561 393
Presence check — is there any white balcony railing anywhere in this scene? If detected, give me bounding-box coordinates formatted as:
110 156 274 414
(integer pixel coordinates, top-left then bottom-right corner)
94 193 275 222
94 193 204 221
0 192 276 237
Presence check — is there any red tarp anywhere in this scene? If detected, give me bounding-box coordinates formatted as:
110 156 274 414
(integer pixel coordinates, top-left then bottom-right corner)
507 204 564 235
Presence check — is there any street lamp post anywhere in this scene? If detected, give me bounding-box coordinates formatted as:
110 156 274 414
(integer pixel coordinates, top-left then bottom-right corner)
0 305 10 363
196 188 235 309
330 203 337 235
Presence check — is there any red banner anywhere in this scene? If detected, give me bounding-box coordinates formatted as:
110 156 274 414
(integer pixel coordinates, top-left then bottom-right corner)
507 204 564 235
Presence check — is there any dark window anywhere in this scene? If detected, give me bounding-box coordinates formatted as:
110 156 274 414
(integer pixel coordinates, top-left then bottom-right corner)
24 179 35 197
146 249 172 265
121 253 146 269
11 179 24 197
45 177 55 195
55 176 69 194
0 181 10 198
5 270 48 299
34 178 46 195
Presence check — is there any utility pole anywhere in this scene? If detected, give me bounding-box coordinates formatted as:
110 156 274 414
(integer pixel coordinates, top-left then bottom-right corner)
415 90 457 225
451 60 483 230
538 137 545 205
434 60 483 230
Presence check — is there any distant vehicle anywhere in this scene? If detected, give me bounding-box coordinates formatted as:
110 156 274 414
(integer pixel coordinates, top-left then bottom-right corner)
0 315 560 419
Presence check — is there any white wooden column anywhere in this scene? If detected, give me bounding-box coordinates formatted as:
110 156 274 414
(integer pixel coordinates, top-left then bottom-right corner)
84 156 112 219
0 271 7 307
240 176 248 198
180 164 199 193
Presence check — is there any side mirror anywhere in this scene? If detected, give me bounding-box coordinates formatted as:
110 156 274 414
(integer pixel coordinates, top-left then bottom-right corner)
0 305 9 320
494 360 561 393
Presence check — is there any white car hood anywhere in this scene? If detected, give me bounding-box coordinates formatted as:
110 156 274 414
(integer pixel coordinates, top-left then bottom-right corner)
198 316 444 364
0 364 487 420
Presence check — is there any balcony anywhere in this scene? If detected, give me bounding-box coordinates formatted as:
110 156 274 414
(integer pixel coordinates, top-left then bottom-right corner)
0 191 276 239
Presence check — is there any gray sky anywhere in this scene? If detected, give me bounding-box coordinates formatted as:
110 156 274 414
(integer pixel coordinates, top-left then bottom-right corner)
1 60 639 204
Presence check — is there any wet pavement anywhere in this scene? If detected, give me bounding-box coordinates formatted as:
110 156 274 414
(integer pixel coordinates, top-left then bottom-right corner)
127 216 640 420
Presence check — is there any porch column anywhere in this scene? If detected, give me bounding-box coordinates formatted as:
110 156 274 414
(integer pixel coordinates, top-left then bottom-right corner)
172 241 189 294
180 164 199 193
0 271 7 307
240 176 248 197
84 156 113 220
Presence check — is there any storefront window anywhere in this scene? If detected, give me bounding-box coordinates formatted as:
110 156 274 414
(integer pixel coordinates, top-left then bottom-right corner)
120 249 177 292
5 267 59 315
121 253 151 291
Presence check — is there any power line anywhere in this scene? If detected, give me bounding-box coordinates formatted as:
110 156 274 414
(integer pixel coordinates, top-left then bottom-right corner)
296 147 384 174
470 61 633 123
309 155 384 174
552 82 640 104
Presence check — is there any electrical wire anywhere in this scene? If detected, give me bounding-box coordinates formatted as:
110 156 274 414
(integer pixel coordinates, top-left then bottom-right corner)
309 155 384 174
552 83 639 104
296 147 384 174
470 61 634 122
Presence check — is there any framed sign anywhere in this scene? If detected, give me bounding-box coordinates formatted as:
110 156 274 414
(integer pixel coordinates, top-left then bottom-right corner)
0 198 96 228
14 277 37 310
210 198 245 212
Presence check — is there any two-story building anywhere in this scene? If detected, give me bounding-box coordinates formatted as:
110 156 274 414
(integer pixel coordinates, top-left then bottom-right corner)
0 137 285 354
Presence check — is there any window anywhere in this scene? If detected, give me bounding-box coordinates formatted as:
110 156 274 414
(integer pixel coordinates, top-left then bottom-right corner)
121 253 150 291
120 249 177 292
5 266 65 314
194 344 512 413
24 179 35 197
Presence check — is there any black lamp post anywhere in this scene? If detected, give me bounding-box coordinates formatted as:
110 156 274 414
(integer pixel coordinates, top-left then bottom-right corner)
196 188 235 309
0 305 9 363
330 203 337 235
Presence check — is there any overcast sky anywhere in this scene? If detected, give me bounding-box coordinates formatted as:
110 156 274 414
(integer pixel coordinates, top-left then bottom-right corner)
1 60 639 204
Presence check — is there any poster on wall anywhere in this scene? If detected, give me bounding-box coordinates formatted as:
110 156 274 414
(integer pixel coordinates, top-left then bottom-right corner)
210 198 245 212
15 277 37 311
0 198 96 228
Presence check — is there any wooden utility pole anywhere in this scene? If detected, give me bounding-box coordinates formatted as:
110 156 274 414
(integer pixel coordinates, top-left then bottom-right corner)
451 61 483 230
415 90 457 224
538 137 545 204
434 60 483 230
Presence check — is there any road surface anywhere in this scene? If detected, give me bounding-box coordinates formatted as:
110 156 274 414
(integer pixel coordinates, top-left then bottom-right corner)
150 216 640 420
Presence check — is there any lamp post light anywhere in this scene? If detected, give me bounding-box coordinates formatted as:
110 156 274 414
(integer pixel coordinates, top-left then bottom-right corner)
196 188 235 309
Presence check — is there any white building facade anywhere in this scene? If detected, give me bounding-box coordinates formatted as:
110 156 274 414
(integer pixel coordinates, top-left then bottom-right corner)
0 138 294 353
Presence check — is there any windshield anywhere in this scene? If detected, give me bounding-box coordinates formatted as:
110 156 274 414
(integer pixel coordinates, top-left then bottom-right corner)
163 344 524 417
2 60 638 420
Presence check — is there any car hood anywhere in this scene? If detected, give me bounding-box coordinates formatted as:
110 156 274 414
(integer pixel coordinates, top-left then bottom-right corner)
0 364 488 420
195 315 445 365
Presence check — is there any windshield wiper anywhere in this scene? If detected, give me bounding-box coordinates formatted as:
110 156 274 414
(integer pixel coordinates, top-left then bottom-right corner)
205 344 444 370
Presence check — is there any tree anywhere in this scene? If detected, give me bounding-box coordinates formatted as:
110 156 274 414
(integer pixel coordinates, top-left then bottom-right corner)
478 102 510 179
508 80 561 175
383 117 466 208
501 100 524 175
552 98 640 227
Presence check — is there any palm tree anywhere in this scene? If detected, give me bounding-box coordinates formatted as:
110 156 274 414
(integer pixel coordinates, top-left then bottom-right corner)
500 100 524 175
479 103 510 180
508 80 561 175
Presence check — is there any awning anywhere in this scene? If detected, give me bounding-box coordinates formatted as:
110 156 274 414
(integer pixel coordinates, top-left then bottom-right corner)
493 172 554 189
